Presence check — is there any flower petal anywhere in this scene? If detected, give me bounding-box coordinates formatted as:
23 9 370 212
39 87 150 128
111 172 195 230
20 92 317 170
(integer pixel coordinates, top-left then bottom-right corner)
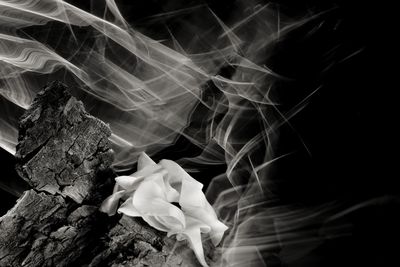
159 159 203 190
142 215 172 232
131 164 164 179
99 190 126 216
112 183 122 193
183 200 228 246
115 175 144 190
164 179 180 203
99 153 228 267
138 152 156 170
177 215 211 267
135 204 185 232
117 197 141 217
133 174 186 231
180 175 205 208
161 159 228 246
180 178 228 246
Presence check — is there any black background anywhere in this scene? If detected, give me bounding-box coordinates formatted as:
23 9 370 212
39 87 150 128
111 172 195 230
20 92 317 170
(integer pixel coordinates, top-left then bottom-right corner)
1 0 397 266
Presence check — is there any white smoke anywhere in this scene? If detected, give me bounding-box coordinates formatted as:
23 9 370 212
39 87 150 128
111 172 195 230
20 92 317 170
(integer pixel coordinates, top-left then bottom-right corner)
0 0 337 265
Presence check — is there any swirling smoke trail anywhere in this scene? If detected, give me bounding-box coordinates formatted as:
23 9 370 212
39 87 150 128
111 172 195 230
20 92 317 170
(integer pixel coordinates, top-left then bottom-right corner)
0 0 370 266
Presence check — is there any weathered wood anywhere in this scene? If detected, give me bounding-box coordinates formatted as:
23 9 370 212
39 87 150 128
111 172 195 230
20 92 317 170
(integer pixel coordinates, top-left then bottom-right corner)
0 81 115 266
15 81 114 204
89 215 198 267
0 81 206 266
0 190 67 265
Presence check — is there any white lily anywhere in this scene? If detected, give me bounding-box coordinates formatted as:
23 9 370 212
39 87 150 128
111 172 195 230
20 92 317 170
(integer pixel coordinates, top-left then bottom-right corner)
100 152 228 267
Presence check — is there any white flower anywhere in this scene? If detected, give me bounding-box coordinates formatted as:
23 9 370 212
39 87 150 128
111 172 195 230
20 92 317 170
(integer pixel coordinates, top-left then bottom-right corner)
100 152 228 267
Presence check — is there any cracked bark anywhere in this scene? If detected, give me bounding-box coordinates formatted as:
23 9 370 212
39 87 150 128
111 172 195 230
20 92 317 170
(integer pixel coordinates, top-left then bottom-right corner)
0 81 212 266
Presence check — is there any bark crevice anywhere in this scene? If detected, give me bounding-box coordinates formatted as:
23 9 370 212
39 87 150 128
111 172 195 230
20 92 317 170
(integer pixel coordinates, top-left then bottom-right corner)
0 81 208 267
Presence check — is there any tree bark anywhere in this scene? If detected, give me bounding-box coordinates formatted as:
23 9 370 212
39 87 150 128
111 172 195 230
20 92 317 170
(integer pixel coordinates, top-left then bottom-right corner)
0 82 206 266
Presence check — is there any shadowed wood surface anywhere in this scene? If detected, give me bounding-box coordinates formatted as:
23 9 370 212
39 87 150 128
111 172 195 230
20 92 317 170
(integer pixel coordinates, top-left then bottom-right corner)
0 82 207 267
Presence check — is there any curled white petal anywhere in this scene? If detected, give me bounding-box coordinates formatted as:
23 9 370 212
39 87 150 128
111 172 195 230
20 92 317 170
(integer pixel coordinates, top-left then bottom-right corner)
99 190 126 216
159 159 203 190
115 175 144 190
133 178 186 232
117 197 141 216
178 215 212 267
137 151 156 169
182 194 229 246
99 152 228 267
161 159 228 245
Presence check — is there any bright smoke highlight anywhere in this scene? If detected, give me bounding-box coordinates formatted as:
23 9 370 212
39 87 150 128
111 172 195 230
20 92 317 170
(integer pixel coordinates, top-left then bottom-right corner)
0 0 345 266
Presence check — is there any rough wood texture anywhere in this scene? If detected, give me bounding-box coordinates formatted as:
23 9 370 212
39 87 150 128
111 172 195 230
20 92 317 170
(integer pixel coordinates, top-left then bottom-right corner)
0 82 207 267
89 215 203 267
15 81 114 204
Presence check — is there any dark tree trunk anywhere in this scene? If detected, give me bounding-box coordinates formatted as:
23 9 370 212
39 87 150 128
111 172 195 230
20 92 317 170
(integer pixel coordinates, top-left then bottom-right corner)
0 82 206 266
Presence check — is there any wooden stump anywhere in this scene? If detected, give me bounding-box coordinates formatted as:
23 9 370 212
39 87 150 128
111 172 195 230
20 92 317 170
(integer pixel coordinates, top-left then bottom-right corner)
0 82 205 266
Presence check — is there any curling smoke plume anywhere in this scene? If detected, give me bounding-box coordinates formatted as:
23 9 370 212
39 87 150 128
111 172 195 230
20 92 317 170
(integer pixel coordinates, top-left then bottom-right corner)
0 0 352 266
